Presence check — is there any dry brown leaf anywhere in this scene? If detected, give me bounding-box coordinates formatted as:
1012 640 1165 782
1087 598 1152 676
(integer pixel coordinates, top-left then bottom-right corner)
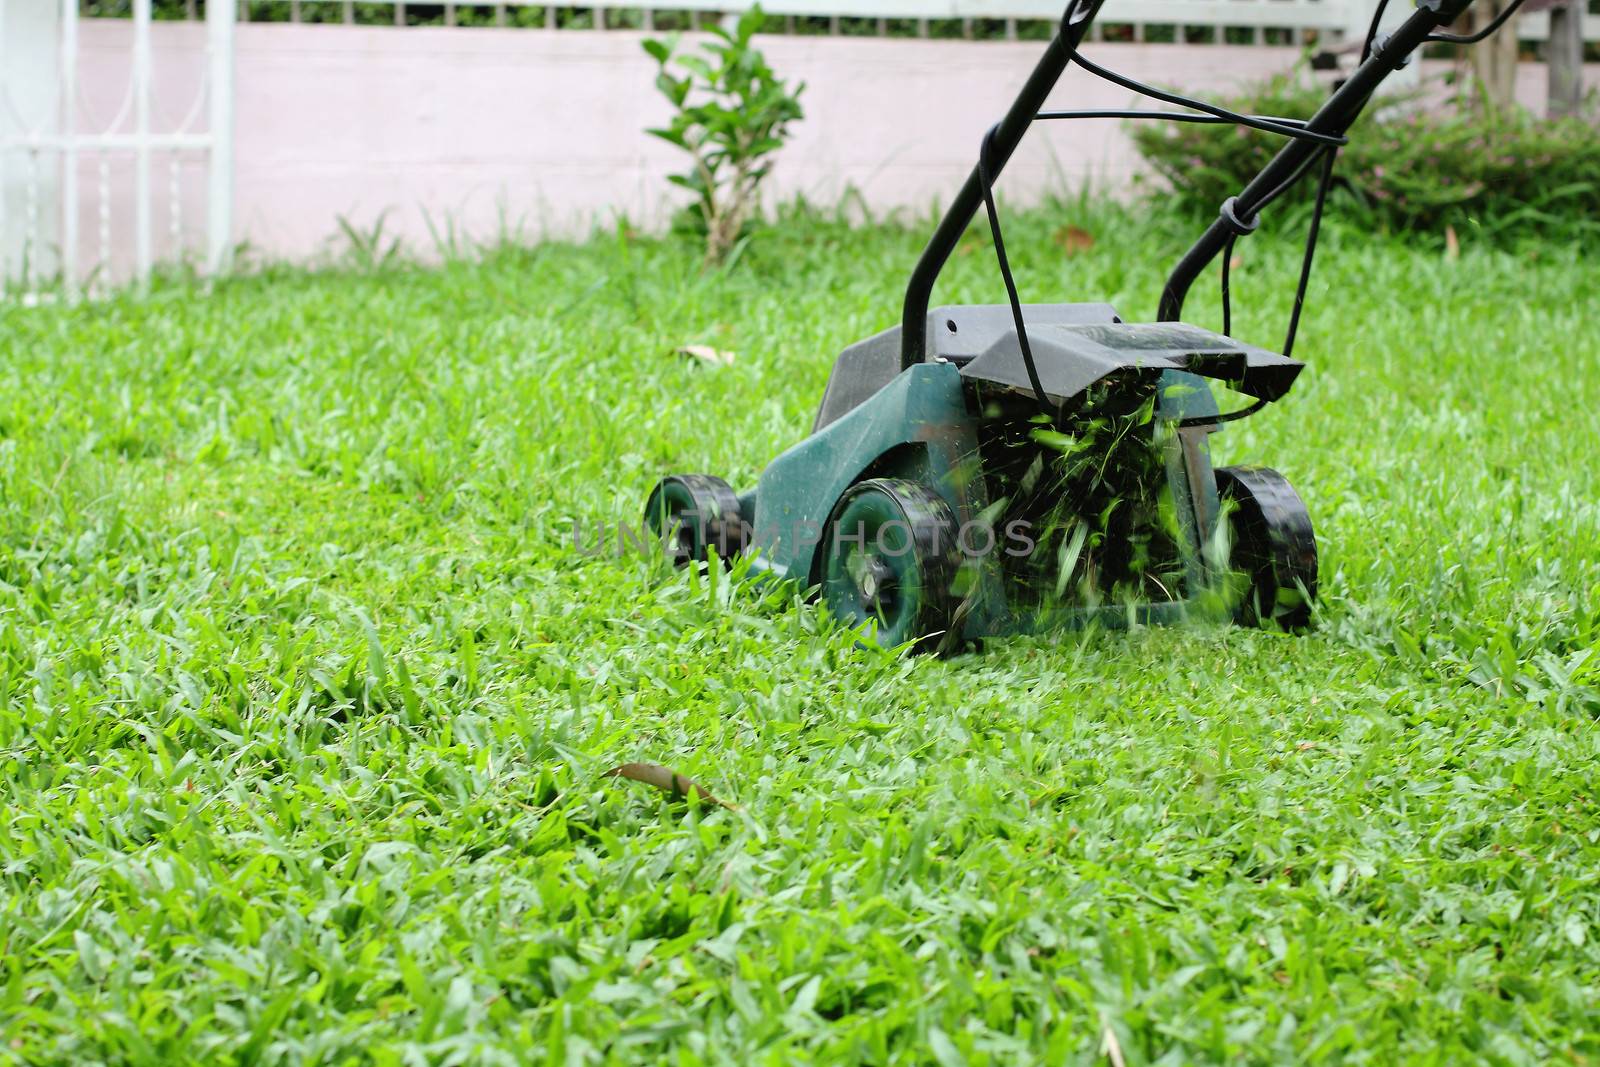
604 762 734 809
1444 225 1460 261
1101 1021 1127 1067
1054 225 1096 256
676 345 736 367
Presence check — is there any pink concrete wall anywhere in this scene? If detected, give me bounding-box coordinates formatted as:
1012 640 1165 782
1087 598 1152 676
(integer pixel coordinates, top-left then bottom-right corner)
225 26 1309 260
78 21 1600 269
75 21 212 282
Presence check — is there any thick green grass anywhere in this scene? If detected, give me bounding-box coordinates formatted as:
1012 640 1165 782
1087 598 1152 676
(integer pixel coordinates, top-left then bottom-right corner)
1 201 1598 1065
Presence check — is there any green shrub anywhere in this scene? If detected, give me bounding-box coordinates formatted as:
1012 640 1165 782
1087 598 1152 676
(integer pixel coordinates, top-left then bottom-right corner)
1129 75 1600 239
644 7 806 268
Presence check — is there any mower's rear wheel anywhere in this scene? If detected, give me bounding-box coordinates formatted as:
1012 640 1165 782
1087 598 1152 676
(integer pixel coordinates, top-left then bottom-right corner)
644 474 747 567
821 478 960 653
1215 465 1317 631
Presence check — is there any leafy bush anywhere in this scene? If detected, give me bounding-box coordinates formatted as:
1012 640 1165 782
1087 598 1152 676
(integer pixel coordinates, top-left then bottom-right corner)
1130 75 1600 238
644 7 806 267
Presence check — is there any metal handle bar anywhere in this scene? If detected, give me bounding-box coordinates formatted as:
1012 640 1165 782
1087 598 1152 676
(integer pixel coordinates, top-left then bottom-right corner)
898 0 1107 371
898 0 1480 369
1159 0 1475 321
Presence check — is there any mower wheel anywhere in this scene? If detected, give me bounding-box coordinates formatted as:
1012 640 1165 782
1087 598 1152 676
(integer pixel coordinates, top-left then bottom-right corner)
1215 465 1317 631
644 474 747 566
821 478 960 653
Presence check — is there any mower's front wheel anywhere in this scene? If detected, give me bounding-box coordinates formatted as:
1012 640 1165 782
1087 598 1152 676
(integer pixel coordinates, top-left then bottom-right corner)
821 478 960 653
644 474 747 567
1215 465 1317 631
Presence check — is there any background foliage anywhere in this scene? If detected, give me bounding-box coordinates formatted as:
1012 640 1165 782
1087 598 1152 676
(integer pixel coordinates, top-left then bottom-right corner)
1130 74 1600 238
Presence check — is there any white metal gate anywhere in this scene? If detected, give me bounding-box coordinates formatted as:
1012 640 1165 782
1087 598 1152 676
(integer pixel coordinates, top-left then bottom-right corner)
0 0 233 298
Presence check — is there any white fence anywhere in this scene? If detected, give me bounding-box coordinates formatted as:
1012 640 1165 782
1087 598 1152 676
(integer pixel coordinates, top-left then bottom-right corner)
0 0 232 297
230 0 1345 45
230 0 1600 45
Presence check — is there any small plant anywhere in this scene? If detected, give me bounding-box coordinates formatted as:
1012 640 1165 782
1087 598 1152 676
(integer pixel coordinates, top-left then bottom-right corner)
644 8 805 267
334 210 402 272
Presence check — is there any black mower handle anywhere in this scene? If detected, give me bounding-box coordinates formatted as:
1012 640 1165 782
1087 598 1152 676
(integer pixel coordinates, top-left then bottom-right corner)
898 0 1108 371
899 0 1479 370
1158 0 1476 321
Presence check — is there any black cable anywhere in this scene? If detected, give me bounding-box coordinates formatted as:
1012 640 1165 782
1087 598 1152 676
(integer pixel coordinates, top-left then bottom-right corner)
1037 108 1334 221
1220 232 1237 337
1283 145 1338 358
1264 1 1383 356
1035 109 1320 129
1064 51 1348 147
1248 148 1328 218
1209 398 1269 425
1208 141 1337 361
1195 0 1386 419
1038 108 1335 221
1260 0 1390 356
1426 0 1528 44
976 124 1051 412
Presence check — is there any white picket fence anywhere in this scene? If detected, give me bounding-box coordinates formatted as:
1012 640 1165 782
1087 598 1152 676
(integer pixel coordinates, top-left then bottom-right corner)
235 0 1345 43
234 0 1599 44
0 0 232 298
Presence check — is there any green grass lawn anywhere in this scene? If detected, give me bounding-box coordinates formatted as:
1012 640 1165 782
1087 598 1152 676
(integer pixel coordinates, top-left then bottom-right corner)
2 201 1598 1064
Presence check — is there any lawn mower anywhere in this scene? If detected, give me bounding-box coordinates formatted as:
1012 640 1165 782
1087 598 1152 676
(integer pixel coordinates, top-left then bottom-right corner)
647 0 1491 651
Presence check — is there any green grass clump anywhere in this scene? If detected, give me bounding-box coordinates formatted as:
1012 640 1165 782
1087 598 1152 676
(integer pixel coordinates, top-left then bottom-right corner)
1 201 1598 1063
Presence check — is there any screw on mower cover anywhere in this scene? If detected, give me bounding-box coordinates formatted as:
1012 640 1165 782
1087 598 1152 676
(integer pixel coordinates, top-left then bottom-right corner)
647 0 1496 652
